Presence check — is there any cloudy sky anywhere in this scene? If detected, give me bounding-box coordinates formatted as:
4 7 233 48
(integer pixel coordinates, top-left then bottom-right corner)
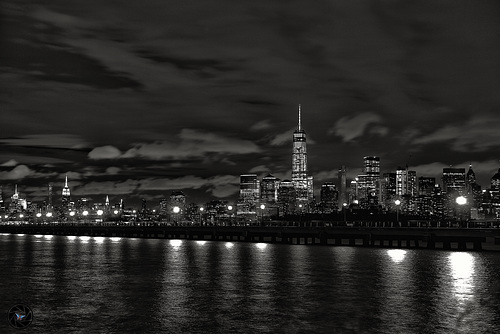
1 0 500 207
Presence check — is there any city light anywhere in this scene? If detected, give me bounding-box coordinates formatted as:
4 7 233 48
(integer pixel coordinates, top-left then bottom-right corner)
82 210 89 216
46 212 52 218
113 210 119 215
97 209 104 216
456 196 467 205
36 213 42 218
69 211 76 216
173 206 180 214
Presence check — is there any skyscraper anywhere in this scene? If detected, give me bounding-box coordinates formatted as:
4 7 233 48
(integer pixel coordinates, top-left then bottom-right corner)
237 174 260 215
338 165 347 210
292 105 313 210
61 175 71 210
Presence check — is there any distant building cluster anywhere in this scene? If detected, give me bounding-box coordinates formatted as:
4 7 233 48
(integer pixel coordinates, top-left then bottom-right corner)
2 106 500 224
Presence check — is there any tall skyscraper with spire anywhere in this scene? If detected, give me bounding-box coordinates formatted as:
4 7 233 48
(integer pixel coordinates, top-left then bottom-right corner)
292 104 313 210
61 175 71 210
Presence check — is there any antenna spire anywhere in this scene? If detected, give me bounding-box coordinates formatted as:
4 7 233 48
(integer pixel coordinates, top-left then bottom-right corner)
298 104 302 131
65 174 68 187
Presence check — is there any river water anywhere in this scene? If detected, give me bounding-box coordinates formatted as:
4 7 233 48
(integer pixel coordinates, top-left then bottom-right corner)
0 233 499 333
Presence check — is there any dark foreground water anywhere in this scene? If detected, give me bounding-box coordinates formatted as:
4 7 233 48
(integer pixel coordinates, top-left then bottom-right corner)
1 233 499 333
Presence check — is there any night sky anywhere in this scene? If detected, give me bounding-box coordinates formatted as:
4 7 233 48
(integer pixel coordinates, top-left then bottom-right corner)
2 0 500 207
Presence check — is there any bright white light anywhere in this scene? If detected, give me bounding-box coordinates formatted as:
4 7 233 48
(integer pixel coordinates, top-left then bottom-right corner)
449 252 475 302
260 204 266 210
34 234 43 238
395 200 401 206
0 233 10 236
342 203 347 207
353 200 359 204
4 215 9 219
113 210 119 215
93 236 105 244
79 236 91 242
82 210 89 216
97 209 104 216
199 207 204 212
46 212 53 218
387 249 407 263
67 236 77 240
36 213 42 218
228 205 233 211
196 240 207 245
43 235 53 240
17 234 25 236
170 239 182 247
225 242 234 248
19 214 24 218
110 237 121 242
456 196 467 205
173 206 180 214
255 243 267 250
69 211 76 216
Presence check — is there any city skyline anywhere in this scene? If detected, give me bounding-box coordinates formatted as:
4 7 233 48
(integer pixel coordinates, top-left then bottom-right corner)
2 1 500 206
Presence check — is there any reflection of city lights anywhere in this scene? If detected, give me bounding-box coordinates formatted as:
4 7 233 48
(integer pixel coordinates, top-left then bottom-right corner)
225 242 234 248
196 241 207 245
44 235 53 240
93 237 105 244
34 234 43 238
67 236 77 241
170 239 182 247
387 249 407 263
449 252 475 302
255 243 267 250
79 236 91 242
109 237 121 242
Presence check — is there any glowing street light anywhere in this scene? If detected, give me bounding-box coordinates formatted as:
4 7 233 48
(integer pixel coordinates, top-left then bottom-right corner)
173 206 180 214
97 209 104 216
36 213 42 218
456 196 467 226
343 202 347 222
82 210 89 216
46 212 53 218
113 210 119 215
395 199 401 225
455 196 467 206
69 211 76 217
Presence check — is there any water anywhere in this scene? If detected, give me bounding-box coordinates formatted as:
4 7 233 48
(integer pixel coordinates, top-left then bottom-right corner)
1 234 499 333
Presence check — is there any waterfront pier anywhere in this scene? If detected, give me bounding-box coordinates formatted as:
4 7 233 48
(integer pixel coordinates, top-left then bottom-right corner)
1 224 499 251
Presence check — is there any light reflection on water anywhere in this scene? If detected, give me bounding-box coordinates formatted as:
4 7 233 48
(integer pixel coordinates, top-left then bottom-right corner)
0 234 499 333
449 252 474 303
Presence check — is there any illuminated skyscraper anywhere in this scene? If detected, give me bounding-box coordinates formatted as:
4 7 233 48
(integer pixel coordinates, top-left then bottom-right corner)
237 174 260 216
338 165 347 210
47 183 53 210
292 105 313 209
260 174 280 204
61 175 71 209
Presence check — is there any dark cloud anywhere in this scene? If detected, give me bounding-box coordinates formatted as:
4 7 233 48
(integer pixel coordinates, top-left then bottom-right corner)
2 0 500 205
